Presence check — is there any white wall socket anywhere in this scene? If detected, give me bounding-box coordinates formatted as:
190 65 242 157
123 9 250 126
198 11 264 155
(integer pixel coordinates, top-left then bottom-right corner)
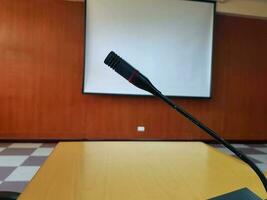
137 126 145 132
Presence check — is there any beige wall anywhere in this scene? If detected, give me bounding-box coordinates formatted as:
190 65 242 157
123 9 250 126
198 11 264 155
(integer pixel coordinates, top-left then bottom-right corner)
217 0 267 18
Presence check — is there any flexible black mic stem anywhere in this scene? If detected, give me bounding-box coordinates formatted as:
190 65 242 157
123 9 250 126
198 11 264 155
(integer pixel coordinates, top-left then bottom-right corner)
158 93 267 193
104 51 267 192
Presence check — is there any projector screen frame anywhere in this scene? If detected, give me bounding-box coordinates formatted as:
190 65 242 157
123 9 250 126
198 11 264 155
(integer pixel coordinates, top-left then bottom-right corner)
82 0 217 99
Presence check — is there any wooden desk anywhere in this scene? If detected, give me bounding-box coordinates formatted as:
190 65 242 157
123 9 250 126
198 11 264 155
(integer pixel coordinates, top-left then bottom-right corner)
18 142 267 199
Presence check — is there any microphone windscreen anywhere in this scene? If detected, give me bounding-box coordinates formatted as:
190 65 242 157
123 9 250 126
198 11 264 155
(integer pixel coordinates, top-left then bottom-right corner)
104 51 138 81
104 51 162 96
104 51 120 70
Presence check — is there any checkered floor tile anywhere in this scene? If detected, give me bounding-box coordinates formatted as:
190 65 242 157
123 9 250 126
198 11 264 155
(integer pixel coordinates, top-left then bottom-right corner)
0 143 56 192
0 142 266 193
209 143 267 172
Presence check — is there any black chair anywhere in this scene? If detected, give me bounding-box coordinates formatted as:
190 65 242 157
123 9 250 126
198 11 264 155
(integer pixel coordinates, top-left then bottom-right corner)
0 192 20 200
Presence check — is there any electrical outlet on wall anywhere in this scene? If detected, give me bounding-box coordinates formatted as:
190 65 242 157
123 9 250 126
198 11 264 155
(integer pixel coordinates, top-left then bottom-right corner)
137 126 145 132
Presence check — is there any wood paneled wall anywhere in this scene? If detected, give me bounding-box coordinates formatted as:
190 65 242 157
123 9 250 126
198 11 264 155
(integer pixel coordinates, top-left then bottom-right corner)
0 0 266 141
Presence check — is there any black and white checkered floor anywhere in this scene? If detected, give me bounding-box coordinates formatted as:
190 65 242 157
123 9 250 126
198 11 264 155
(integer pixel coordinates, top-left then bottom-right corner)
0 143 56 192
0 142 266 193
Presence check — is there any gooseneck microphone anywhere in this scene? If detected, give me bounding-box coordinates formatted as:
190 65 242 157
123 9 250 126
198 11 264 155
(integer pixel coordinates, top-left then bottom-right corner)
104 51 267 192
104 51 160 96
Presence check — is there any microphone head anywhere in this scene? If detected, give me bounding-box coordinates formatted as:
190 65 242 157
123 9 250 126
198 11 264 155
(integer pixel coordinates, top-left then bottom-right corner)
104 51 138 82
104 51 121 70
104 51 160 96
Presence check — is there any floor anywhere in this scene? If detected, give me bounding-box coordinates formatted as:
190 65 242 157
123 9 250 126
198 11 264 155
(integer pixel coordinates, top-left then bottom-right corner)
0 142 266 193
0 143 56 193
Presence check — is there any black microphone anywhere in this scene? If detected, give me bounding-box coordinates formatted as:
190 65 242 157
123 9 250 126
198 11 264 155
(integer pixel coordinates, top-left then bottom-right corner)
104 51 161 96
104 51 267 194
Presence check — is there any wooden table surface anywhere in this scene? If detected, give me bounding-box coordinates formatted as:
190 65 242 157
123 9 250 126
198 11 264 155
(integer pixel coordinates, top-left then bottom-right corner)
18 142 267 200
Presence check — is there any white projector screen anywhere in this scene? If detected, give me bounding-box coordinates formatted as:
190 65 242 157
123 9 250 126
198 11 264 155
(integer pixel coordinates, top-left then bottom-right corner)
83 0 215 97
